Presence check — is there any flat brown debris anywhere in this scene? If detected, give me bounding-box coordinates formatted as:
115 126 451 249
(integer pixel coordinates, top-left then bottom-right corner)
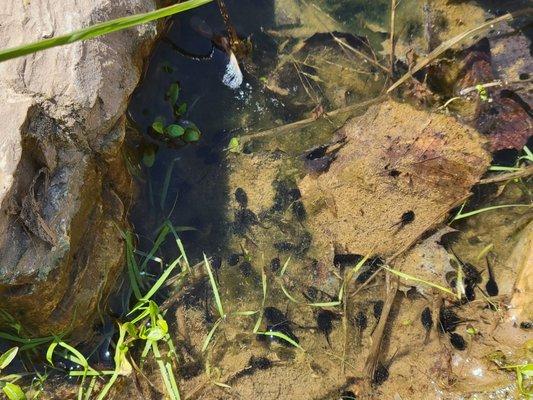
299 100 491 260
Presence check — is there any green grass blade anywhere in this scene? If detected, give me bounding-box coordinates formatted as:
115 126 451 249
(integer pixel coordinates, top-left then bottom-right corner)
453 204 532 221
202 318 223 352
256 331 302 349
96 323 128 400
160 157 180 211
168 223 190 270
124 231 142 300
383 266 457 297
0 0 214 63
142 257 180 301
253 266 268 333
203 254 224 318
152 342 181 400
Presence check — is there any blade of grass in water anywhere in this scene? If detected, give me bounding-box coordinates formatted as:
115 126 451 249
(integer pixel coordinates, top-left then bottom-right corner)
383 266 457 297
204 254 224 318
453 203 532 221
0 0 214 63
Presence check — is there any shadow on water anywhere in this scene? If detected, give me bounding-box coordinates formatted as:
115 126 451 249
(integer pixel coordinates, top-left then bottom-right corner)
127 0 280 263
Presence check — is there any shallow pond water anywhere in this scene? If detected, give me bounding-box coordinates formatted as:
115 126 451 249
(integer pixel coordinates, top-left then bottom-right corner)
120 0 533 399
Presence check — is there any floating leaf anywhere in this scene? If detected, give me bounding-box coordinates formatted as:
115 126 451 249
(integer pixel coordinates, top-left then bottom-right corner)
183 127 201 142
165 124 185 138
0 347 18 370
166 82 180 105
152 116 166 134
2 383 26 400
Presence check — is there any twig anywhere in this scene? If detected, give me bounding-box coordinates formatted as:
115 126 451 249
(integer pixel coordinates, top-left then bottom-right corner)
239 96 386 144
478 165 533 184
389 0 397 77
387 9 532 93
333 36 390 74
363 274 399 379
459 78 533 95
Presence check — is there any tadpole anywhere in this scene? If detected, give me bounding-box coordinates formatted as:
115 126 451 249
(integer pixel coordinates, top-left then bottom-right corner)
317 310 338 346
449 332 466 350
485 257 499 296
372 362 390 386
270 257 281 273
439 307 461 333
421 306 433 344
373 300 384 320
235 187 248 208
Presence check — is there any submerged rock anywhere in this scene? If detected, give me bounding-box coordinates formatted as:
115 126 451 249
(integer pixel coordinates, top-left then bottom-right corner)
0 0 158 338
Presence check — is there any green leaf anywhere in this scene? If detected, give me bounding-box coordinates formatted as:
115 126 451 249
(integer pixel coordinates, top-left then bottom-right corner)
165 124 185 138
2 383 26 400
183 127 201 142
152 116 166 134
142 146 156 168
227 137 242 153
174 102 187 116
0 347 18 370
166 82 180 105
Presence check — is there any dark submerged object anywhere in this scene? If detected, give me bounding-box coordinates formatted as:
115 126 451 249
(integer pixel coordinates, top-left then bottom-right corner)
235 187 248 208
449 332 467 350
354 311 368 331
340 390 357 399
270 257 281 273
372 362 389 386
274 241 296 252
421 307 433 331
373 300 384 319
211 255 222 271
262 307 299 345
520 321 532 330
485 257 499 296
316 310 338 345
439 307 461 333
292 201 307 221
239 261 253 277
227 253 240 266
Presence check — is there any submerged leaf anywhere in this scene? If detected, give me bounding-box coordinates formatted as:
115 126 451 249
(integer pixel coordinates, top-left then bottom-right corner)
166 82 180 105
152 116 166 134
183 127 201 142
166 124 185 138
2 383 26 400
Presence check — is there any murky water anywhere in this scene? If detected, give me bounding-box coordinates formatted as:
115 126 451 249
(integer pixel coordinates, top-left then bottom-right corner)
122 0 532 398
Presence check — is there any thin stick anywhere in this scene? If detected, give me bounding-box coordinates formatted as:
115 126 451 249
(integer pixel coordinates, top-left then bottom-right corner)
363 274 399 379
478 165 533 184
387 9 532 93
333 36 390 74
389 0 397 77
239 96 386 144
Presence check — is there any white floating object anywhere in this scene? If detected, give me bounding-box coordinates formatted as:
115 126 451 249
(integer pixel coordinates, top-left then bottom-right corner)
222 51 243 90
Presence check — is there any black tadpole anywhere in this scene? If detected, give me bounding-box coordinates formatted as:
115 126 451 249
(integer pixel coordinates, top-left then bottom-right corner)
449 332 467 350
421 306 433 344
485 257 499 297
234 187 248 208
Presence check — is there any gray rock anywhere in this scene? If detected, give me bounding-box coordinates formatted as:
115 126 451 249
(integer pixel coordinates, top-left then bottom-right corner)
0 0 157 339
